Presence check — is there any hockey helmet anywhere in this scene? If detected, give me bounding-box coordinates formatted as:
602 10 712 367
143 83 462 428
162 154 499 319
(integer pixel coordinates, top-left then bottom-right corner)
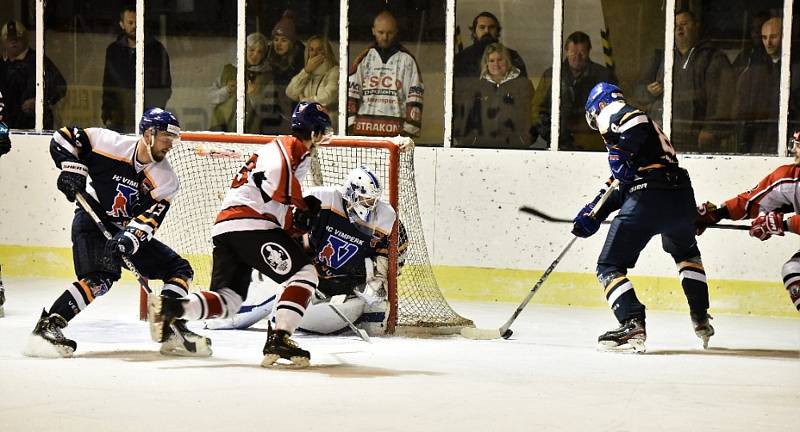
291 101 333 136
139 107 181 137
342 165 382 222
585 82 625 130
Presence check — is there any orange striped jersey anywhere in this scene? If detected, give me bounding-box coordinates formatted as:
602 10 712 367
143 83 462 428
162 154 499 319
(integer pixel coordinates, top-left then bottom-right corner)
50 127 179 240
212 135 311 236
723 163 800 233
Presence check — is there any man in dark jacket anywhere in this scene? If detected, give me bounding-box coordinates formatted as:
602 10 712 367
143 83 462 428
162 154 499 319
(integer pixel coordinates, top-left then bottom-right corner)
1 19 66 130
453 11 527 78
102 6 172 133
533 31 617 151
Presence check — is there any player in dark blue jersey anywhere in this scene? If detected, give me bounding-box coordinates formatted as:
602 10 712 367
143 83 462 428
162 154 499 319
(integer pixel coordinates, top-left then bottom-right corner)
24 108 210 358
0 90 10 158
573 82 713 352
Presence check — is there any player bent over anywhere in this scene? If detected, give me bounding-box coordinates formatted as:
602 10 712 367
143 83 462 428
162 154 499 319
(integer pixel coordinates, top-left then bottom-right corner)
148 101 333 367
205 166 401 335
25 108 209 358
697 130 800 313
574 83 713 352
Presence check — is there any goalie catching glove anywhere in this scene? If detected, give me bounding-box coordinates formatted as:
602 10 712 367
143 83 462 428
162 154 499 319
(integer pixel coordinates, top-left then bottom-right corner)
105 226 148 262
749 212 785 241
57 161 88 202
292 195 322 234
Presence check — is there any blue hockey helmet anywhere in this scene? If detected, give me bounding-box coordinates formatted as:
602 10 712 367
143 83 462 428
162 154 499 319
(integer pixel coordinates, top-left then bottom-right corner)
585 82 625 130
291 101 333 136
139 107 181 137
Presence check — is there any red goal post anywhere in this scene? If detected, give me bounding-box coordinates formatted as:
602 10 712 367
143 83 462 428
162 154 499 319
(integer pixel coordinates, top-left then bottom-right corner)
146 132 472 335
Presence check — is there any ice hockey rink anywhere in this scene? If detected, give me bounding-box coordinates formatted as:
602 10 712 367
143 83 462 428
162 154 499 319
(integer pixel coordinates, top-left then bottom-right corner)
0 277 797 432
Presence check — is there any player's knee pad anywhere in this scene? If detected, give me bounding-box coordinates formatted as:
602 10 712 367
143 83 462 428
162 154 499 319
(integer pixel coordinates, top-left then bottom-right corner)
167 257 194 282
286 264 319 294
82 273 115 298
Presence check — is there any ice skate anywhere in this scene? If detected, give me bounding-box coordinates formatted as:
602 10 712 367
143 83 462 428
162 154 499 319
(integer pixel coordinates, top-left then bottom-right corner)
147 294 186 343
23 310 77 358
597 318 646 353
261 324 310 368
160 319 212 357
690 311 714 349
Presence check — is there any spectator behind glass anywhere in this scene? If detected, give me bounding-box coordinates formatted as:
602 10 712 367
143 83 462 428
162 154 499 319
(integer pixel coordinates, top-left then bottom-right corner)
209 32 274 133
286 35 339 129
453 11 527 78
455 43 533 149
532 31 616 151
635 10 732 152
732 10 771 78
0 19 66 130
102 6 172 133
348 10 424 137
734 17 800 154
257 10 304 134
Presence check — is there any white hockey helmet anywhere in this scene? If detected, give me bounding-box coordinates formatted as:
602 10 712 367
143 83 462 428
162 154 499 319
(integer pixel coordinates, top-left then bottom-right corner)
342 165 382 222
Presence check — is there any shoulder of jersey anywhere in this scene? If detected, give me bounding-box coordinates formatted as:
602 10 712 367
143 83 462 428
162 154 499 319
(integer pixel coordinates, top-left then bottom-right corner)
370 201 397 235
84 128 139 160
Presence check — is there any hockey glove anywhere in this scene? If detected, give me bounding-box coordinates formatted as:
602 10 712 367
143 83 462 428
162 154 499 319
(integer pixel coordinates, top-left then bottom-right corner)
0 122 10 156
105 226 147 262
695 201 726 235
571 189 607 238
607 146 637 184
749 212 785 241
293 195 322 234
57 161 89 202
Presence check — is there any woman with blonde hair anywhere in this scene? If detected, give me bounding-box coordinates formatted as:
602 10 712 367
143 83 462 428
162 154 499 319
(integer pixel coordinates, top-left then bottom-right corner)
286 35 339 127
455 43 534 149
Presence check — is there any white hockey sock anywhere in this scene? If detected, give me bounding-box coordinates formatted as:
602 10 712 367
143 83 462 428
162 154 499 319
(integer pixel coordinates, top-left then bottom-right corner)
182 288 242 320
274 285 313 333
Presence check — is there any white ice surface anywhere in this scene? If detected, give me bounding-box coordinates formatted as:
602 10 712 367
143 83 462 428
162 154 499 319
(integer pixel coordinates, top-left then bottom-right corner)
0 278 798 432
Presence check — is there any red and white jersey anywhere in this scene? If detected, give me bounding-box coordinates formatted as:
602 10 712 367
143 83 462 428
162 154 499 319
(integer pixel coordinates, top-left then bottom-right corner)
347 44 424 137
212 135 311 237
724 163 800 233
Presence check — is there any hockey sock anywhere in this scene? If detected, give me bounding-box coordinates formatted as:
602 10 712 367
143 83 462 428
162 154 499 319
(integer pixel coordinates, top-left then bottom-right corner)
48 280 101 321
161 276 190 298
181 288 242 320
600 273 645 322
274 285 313 333
677 259 709 311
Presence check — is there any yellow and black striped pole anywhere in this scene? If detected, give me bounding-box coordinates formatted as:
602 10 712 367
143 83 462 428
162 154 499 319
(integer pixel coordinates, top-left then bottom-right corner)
601 26 615 72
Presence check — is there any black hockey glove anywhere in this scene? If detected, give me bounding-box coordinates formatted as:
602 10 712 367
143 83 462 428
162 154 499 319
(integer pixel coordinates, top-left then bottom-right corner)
57 161 89 202
293 195 322 234
0 122 10 156
105 227 147 262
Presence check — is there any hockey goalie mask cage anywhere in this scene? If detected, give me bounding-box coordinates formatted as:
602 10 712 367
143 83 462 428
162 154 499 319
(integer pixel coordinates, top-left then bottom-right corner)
343 165 382 222
585 82 624 130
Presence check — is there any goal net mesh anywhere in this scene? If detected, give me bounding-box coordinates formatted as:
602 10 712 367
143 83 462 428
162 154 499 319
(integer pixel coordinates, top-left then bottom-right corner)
157 133 472 334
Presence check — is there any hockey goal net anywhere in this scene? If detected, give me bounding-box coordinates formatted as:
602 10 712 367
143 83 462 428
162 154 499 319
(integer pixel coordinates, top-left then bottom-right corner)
150 132 473 335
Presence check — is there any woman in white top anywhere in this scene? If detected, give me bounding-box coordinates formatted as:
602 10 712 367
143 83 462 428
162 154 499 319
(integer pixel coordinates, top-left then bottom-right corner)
286 35 339 128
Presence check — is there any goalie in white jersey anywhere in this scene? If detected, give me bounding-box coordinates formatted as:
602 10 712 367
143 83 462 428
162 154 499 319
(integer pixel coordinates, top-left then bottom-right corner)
148 101 333 367
204 166 401 335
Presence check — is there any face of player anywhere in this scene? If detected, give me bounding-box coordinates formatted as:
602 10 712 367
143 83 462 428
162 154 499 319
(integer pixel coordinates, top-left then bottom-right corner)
119 11 136 41
566 41 589 73
473 16 500 43
144 130 177 162
246 43 266 66
761 18 782 59
486 51 508 79
674 12 698 51
372 15 398 49
272 35 292 56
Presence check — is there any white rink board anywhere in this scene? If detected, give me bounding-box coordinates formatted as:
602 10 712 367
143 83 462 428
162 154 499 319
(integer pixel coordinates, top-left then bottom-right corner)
0 278 797 431
0 133 795 281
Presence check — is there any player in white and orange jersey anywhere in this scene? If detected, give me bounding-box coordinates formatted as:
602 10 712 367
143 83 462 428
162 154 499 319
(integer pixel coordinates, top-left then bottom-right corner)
148 101 332 367
697 130 800 312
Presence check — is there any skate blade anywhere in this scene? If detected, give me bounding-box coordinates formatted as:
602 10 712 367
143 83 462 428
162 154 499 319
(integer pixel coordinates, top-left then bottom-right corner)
22 334 75 358
260 354 310 368
698 336 710 350
598 338 646 354
160 340 213 357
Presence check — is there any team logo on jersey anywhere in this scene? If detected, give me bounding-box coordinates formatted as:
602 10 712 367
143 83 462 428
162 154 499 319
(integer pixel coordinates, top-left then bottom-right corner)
261 242 292 275
318 234 359 270
106 184 138 218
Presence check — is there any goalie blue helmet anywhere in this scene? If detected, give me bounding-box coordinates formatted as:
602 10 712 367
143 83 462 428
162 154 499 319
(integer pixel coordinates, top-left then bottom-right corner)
139 107 181 136
585 82 625 130
291 101 333 135
342 165 382 222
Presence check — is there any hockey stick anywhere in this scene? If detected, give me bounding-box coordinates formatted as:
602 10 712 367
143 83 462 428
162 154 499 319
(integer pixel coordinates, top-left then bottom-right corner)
461 179 621 341
314 290 371 343
75 193 153 294
519 206 750 231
